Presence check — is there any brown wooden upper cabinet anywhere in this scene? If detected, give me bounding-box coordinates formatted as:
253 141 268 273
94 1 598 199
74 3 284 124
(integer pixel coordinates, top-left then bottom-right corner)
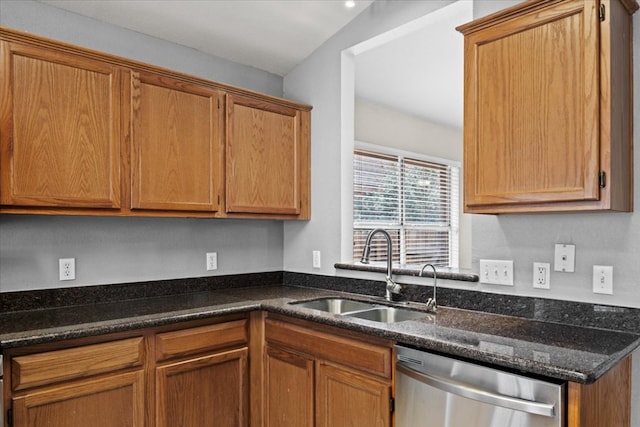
130 71 223 213
457 0 637 213
0 27 311 219
0 40 123 210
226 94 304 216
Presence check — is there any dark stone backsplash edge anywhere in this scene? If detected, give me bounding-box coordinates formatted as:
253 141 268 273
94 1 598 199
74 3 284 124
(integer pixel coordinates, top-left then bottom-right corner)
2 271 639 336
334 262 479 282
284 272 640 335
0 271 283 313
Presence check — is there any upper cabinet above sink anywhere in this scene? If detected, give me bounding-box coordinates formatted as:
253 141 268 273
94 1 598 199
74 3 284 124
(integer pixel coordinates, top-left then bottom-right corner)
457 0 637 214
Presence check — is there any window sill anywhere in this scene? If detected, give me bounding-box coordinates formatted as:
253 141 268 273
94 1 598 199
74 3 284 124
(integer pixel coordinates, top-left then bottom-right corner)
334 262 479 282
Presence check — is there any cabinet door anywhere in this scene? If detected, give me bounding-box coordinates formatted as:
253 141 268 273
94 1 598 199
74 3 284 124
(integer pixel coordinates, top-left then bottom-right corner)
225 94 301 215
461 0 601 211
316 362 391 427
131 71 222 212
264 345 314 427
0 41 122 208
12 370 145 427
156 347 248 427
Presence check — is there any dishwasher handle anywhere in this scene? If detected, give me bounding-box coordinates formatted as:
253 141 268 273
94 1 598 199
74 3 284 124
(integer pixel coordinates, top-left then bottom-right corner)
397 362 556 418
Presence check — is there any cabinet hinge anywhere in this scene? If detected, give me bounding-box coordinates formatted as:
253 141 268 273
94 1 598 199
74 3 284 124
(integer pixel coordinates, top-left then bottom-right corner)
599 4 605 21
389 397 395 413
7 407 13 427
599 171 606 188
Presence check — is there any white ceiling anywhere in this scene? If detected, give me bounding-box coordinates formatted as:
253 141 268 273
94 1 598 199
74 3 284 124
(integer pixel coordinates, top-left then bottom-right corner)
39 0 470 129
354 1 472 129
40 0 375 76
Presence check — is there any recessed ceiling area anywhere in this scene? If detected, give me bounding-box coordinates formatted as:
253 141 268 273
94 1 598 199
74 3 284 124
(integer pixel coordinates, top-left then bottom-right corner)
38 0 471 128
354 1 473 129
39 0 374 76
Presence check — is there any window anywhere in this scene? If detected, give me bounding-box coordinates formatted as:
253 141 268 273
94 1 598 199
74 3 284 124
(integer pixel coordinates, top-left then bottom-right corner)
353 147 459 267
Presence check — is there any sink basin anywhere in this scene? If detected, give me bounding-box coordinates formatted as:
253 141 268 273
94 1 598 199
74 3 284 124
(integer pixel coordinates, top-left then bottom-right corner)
290 297 431 323
290 298 376 314
348 306 429 323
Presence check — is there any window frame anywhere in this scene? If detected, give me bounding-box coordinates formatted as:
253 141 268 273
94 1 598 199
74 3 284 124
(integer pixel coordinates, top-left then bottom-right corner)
353 142 460 268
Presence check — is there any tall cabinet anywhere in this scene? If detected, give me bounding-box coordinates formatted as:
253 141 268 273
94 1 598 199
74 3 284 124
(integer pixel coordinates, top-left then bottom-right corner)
457 0 636 213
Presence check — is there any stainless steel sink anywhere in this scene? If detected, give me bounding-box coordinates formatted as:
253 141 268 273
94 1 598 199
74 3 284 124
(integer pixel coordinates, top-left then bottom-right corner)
347 306 429 323
290 298 376 314
289 297 430 323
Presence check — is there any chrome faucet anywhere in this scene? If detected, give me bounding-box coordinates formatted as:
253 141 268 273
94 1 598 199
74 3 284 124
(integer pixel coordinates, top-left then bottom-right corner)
419 263 437 312
360 228 403 301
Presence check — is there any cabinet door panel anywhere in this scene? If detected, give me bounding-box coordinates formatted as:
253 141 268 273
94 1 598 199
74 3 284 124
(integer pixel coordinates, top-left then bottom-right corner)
264 345 314 427
316 362 390 427
131 72 221 212
13 370 145 427
226 94 300 215
463 0 600 208
156 347 248 427
0 41 122 208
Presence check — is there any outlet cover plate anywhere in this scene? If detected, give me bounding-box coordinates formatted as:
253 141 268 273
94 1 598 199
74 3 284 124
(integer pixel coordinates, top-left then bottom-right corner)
533 262 551 289
554 244 575 272
312 250 321 269
593 265 613 295
206 252 218 271
59 258 76 281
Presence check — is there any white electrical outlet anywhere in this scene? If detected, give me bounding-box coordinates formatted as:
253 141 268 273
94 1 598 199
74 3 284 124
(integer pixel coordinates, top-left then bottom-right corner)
479 259 514 286
533 262 550 289
554 244 576 272
312 250 321 269
593 265 613 295
206 252 218 271
59 258 76 281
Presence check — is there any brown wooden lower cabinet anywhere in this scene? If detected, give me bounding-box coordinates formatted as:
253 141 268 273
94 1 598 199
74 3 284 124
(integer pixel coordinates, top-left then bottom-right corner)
5 316 249 427
316 362 391 427
3 312 634 427
264 345 314 427
567 356 632 427
263 315 394 427
156 348 248 427
13 370 145 427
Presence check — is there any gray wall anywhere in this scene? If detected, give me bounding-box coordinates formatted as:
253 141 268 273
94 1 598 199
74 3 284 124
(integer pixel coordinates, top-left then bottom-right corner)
0 0 282 95
283 0 640 310
282 1 639 422
0 0 285 292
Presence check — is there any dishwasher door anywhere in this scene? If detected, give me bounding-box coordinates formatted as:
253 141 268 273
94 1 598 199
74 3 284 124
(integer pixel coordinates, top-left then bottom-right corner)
396 345 564 427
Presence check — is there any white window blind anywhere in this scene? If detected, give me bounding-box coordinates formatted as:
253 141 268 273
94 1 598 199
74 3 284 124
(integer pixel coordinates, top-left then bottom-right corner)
353 148 459 267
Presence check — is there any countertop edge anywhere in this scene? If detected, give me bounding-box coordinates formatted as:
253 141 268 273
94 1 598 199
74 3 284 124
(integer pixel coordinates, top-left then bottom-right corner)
2 286 639 385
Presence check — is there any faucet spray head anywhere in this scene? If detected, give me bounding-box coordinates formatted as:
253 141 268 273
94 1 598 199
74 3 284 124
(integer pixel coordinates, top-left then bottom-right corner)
360 245 371 264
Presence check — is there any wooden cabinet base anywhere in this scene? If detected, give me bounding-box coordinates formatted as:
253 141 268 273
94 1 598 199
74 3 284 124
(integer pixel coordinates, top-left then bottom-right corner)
263 314 393 427
13 371 145 427
156 348 248 427
568 356 631 427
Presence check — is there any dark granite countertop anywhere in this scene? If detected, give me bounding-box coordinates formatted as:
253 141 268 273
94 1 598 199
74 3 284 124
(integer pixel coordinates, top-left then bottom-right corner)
1 277 639 385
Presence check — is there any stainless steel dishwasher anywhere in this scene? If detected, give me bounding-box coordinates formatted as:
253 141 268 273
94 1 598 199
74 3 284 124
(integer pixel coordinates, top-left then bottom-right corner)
396 345 564 427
